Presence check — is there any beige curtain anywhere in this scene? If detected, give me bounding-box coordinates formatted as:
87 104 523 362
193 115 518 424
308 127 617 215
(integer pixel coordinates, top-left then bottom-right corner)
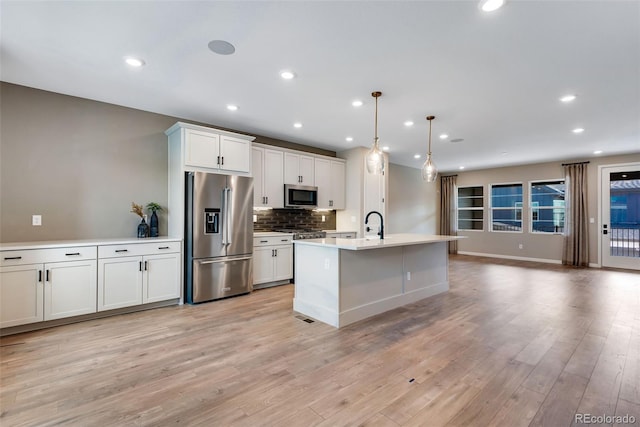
440 175 458 254
562 163 589 266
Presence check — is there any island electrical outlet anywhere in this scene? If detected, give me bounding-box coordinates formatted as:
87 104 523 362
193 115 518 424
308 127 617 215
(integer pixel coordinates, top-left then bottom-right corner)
32 215 42 226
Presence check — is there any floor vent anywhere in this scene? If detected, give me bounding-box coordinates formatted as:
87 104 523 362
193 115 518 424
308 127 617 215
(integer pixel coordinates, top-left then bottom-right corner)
303 318 315 323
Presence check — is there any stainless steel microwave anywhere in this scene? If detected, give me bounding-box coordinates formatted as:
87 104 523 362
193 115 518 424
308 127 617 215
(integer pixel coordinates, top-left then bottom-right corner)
284 184 318 209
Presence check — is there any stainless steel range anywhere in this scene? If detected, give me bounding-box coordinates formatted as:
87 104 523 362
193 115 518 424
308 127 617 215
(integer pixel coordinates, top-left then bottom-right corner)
274 229 326 240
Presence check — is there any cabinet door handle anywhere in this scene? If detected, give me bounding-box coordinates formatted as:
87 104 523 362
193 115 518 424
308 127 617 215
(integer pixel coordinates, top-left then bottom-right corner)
158 246 170 250
46 270 50 282
281 239 289 242
274 249 278 257
217 155 221 165
265 196 268 204
144 261 148 271
115 249 128 253
139 261 143 272
65 252 81 256
4 256 22 260
260 240 268 243
38 270 42 282
221 156 224 166
271 249 275 257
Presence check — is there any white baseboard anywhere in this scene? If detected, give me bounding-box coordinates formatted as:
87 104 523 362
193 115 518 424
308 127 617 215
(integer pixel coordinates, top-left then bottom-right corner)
457 251 562 265
589 263 601 268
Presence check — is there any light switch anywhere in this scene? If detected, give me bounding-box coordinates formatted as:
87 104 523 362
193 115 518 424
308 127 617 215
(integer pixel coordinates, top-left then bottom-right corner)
32 215 42 226
589 217 595 223
253 214 257 222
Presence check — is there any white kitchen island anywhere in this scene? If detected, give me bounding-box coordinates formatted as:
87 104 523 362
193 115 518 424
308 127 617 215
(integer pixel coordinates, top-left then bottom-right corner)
293 234 463 328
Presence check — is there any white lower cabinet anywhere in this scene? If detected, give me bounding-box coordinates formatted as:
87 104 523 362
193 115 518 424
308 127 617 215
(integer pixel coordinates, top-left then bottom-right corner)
253 235 293 286
0 264 44 328
45 259 97 320
325 231 357 239
0 246 97 328
97 242 181 311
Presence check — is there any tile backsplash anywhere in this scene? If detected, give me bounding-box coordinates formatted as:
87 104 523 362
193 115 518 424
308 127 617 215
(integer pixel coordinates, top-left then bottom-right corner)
253 209 336 231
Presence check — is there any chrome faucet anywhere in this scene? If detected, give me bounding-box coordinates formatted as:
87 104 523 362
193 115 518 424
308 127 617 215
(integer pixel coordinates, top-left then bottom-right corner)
365 210 384 240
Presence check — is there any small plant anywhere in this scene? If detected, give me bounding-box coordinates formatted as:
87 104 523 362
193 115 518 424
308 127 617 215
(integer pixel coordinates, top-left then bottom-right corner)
146 202 163 213
130 202 144 218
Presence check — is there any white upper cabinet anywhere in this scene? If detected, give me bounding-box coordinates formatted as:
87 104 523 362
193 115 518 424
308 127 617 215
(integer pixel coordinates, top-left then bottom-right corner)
166 122 254 176
252 147 284 208
315 158 346 209
284 152 314 185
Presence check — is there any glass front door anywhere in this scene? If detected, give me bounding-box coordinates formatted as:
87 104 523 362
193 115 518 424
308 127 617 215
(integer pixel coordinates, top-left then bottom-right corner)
601 164 640 270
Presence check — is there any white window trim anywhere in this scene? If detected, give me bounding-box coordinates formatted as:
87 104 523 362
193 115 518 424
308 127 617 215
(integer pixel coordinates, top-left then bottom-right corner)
489 182 523 233
529 179 565 235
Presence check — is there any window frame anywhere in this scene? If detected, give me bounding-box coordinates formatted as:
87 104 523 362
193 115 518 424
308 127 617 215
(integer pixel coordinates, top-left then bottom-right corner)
489 182 524 233
529 179 566 235
456 185 484 232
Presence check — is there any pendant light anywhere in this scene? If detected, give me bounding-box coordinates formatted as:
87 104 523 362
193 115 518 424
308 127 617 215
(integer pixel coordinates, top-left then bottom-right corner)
366 91 384 174
422 115 438 182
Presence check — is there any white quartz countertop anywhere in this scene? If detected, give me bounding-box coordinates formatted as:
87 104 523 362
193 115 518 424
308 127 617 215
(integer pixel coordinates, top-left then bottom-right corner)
293 233 465 251
254 231 294 237
0 237 182 251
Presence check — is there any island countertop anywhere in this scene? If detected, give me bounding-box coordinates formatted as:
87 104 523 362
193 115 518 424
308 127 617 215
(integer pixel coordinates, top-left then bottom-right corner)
292 233 464 250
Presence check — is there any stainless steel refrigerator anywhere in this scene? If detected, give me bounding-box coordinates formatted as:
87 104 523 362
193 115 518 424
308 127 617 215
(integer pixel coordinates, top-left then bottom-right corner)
185 172 253 303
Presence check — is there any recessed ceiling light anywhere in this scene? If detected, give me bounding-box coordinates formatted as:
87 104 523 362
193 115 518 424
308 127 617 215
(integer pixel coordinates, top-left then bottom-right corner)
352 100 363 107
208 40 236 55
382 146 390 151
572 128 585 133
345 137 353 142
404 121 414 127
560 94 577 103
124 57 145 67
459 166 465 170
293 122 302 128
593 150 603 154
414 154 421 159
479 0 505 12
226 104 238 111
439 134 448 139
280 71 295 80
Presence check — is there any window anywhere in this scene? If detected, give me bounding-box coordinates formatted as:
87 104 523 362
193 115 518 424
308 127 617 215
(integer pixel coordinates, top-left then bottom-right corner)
457 186 484 230
530 180 565 233
491 183 523 232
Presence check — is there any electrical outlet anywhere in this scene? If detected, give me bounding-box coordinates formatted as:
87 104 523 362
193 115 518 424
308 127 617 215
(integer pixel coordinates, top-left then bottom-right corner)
322 215 326 222
406 271 411 280
324 259 330 270
253 214 257 222
589 217 595 224
32 215 42 226
518 243 523 249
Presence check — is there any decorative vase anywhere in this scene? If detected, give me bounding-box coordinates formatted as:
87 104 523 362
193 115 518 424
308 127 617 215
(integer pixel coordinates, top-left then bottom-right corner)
137 217 149 238
149 211 159 237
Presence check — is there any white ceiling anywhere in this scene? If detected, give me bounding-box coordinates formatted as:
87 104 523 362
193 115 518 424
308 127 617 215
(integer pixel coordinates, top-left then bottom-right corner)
1 1 639 172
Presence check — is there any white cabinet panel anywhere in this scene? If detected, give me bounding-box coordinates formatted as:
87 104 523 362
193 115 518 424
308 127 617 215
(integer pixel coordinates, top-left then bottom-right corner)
330 160 346 210
284 152 314 185
315 158 331 208
315 158 346 210
0 264 43 328
253 240 293 286
253 247 275 285
253 147 284 208
143 253 180 303
185 129 220 169
219 136 250 173
97 257 143 311
273 245 293 281
44 260 97 320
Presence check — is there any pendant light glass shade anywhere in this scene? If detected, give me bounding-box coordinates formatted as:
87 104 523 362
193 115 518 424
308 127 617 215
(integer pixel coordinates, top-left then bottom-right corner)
366 91 385 174
421 116 438 182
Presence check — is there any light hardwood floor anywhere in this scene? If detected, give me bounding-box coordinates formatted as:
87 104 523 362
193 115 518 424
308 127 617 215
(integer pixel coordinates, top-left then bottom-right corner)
1 255 639 426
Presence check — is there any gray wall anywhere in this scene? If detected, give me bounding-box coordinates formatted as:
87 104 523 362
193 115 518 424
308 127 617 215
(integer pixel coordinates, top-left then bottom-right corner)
387 163 438 234
1 83 176 242
0 82 335 243
455 154 640 265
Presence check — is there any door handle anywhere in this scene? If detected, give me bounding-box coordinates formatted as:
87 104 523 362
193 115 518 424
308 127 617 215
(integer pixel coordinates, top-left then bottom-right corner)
265 196 268 204
144 261 148 271
65 252 81 256
217 155 221 165
46 270 50 282
139 261 143 272
221 156 224 166
197 255 252 265
38 270 42 282
115 249 128 253
4 256 22 260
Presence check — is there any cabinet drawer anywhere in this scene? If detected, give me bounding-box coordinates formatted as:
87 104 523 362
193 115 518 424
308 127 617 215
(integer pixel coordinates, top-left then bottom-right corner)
253 235 293 247
98 241 181 259
1 246 97 266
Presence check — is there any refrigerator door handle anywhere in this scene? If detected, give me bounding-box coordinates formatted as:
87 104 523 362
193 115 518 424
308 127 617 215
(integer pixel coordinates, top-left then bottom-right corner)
225 187 233 245
196 255 252 265
221 188 227 245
